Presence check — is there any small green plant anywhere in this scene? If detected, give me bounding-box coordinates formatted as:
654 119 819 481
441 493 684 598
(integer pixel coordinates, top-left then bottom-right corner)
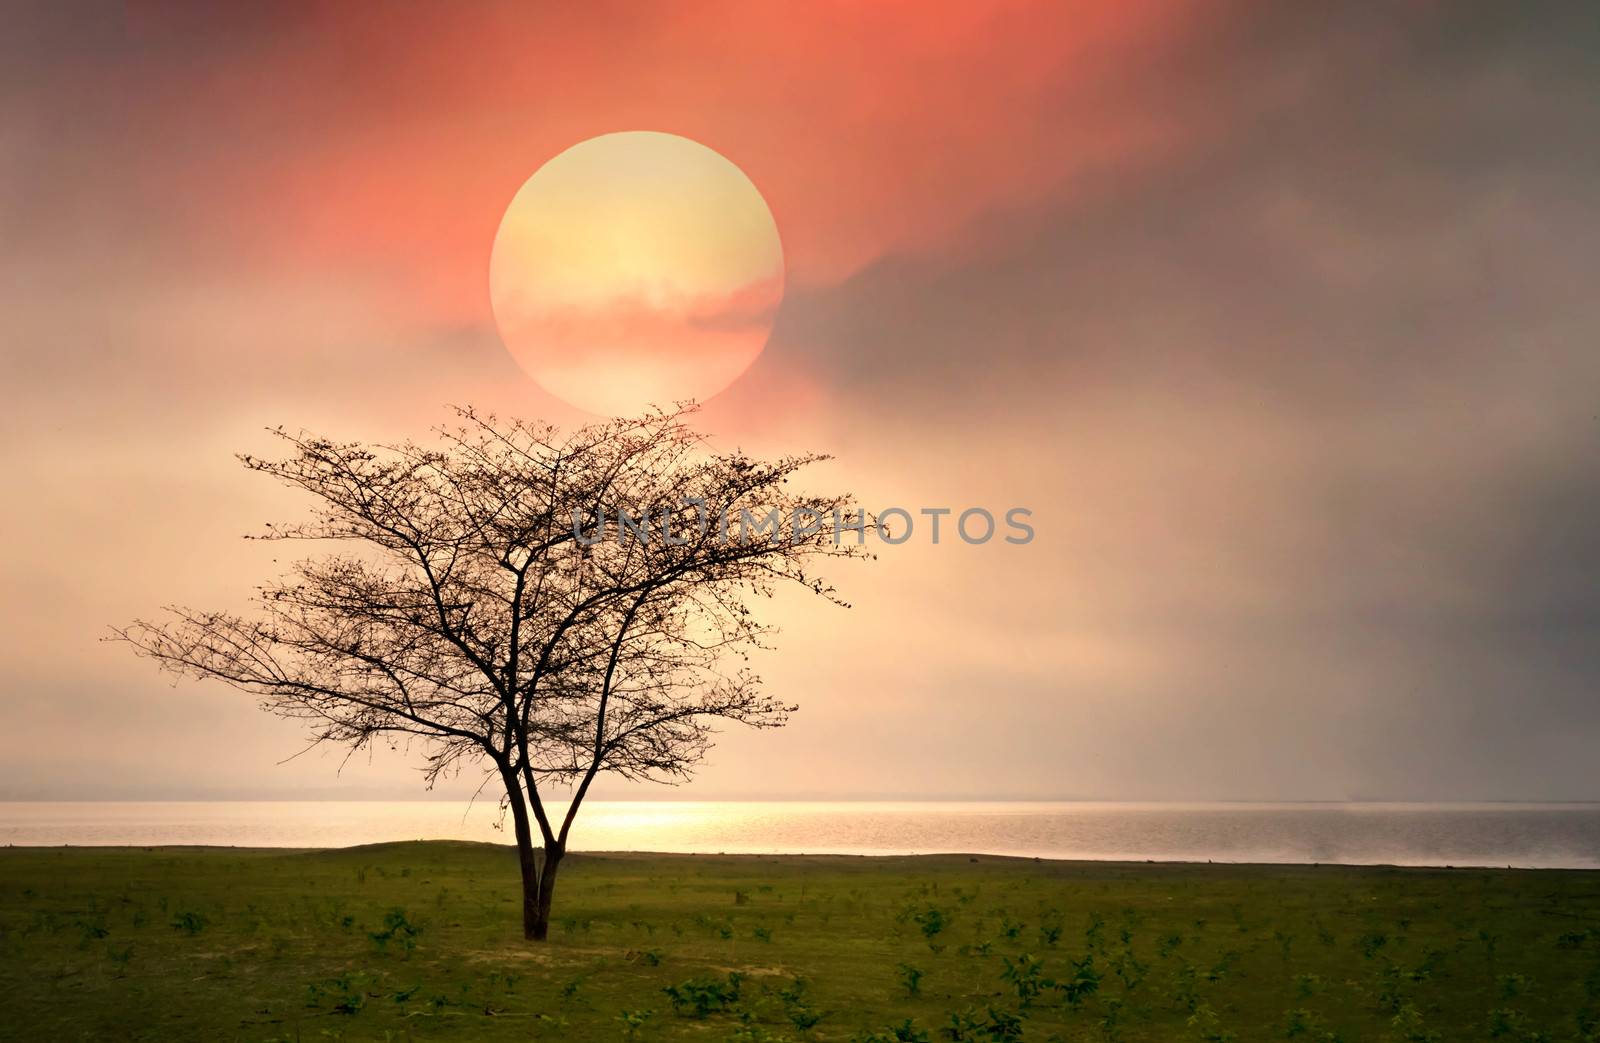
1478 929 1500 972
897 962 924 997
1112 946 1148 990
943 1008 986 1041
368 908 422 953
1283 1008 1320 1038
1498 972 1531 999
105 944 133 975
1392 1002 1440 1042
777 976 825 1033
913 906 948 947
1086 912 1106 951
788 1006 825 1033
853 1018 929 1043
984 1007 1025 1043
663 972 745 1017
1188 1003 1237 1043
615 1008 653 1039
307 973 368 1015
1101 996 1127 1043
1059 953 1101 1008
1294 973 1324 998
729 1023 793 1043
1206 950 1240 983
1000 952 1048 1008
943 1007 1023 1043
169 910 207 935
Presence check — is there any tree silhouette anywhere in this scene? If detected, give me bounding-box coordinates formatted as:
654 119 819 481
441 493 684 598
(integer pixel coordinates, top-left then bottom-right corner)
116 406 868 939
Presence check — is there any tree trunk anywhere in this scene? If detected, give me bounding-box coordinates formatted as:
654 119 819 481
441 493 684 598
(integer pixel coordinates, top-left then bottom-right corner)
531 845 563 940
511 817 543 940
500 768 545 941
499 765 566 941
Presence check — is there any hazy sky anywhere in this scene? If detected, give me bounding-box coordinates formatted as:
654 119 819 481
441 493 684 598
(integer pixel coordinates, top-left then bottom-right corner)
4 2 1599 801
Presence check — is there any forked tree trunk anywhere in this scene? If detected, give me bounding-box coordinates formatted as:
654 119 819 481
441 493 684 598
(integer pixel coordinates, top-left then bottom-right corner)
511 841 564 940
517 842 544 940
531 845 563 941
501 769 549 941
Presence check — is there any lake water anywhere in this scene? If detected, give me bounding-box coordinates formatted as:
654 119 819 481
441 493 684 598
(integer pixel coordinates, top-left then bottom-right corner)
2 801 1598 868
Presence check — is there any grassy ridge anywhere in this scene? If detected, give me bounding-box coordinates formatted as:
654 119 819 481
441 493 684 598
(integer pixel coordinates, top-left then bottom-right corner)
1 842 1598 1041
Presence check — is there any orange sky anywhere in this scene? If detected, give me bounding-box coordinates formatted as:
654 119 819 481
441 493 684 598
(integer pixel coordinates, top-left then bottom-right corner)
5 1 1600 802
120 1 1192 321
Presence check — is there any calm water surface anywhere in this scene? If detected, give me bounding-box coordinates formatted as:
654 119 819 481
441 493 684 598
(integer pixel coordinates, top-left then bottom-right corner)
2 801 1598 868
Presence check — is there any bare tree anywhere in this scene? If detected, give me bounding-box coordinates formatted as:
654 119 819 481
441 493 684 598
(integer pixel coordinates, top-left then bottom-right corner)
115 406 869 940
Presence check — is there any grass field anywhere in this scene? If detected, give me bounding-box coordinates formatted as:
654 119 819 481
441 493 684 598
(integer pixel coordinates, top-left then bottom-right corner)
2 843 1599 1041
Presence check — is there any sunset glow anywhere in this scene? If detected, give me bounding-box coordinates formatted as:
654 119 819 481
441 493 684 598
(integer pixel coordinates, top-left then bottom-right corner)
9 0 1600 813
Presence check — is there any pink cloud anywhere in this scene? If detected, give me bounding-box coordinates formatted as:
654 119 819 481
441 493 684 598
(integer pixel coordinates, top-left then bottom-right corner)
118 1 1196 323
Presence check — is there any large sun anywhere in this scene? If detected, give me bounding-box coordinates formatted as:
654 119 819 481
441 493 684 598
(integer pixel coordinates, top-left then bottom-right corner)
489 132 784 416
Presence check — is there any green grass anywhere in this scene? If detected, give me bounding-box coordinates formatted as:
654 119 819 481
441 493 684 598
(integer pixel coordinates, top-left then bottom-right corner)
2 843 1599 1041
